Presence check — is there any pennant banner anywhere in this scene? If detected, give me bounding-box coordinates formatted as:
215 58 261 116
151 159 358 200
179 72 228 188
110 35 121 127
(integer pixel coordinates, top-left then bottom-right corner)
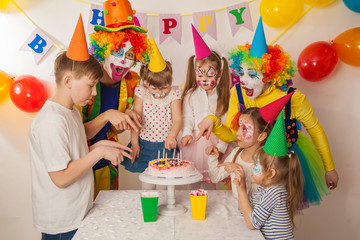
159 14 182 44
227 2 253 36
134 12 148 29
20 28 54 65
193 10 217 40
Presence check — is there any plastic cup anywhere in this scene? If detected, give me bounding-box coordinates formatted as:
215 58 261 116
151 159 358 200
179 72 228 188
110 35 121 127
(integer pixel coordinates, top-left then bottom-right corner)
141 192 159 222
190 195 207 220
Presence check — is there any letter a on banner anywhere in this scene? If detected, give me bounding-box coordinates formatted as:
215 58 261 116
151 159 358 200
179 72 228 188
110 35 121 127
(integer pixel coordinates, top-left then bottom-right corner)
227 2 253 36
159 14 181 44
20 28 54 65
87 4 104 33
193 10 217 40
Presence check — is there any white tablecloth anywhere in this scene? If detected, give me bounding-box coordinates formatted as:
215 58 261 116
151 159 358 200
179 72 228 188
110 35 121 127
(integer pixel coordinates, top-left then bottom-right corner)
73 190 264 240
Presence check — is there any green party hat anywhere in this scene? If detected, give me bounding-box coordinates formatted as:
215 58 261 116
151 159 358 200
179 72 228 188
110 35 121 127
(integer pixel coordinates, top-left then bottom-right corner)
263 110 288 157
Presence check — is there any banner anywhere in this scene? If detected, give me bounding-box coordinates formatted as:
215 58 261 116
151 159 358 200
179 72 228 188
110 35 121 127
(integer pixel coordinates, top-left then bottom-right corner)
159 14 182 44
227 2 253 36
193 10 217 40
20 28 54 64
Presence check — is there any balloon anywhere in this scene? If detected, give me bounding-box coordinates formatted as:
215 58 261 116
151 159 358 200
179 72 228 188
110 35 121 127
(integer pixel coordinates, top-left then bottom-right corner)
297 41 338 82
0 70 14 102
0 0 10 11
343 0 360 13
10 75 47 113
303 0 335 7
333 27 360 67
260 0 303 28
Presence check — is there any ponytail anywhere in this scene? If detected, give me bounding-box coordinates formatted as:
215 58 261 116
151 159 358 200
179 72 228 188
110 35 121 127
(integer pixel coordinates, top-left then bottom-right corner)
215 56 230 118
181 55 198 106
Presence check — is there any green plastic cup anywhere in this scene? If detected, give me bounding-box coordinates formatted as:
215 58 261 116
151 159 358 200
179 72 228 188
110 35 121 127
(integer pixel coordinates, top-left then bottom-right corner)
141 192 159 222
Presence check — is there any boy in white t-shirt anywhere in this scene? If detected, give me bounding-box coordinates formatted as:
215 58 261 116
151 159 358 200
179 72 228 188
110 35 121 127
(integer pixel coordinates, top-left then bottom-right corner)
28 16 132 240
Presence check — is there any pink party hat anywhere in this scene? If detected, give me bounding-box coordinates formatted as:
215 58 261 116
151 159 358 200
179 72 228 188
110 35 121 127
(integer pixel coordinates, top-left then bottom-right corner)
191 24 212 59
259 91 294 124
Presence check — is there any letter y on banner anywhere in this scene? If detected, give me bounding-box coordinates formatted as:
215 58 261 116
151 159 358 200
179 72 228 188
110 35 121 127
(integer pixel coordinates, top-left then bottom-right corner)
227 2 253 36
20 28 54 65
159 14 181 44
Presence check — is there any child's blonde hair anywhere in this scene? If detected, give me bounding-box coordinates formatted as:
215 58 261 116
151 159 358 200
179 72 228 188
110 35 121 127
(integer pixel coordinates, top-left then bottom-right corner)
54 51 103 85
140 60 173 88
232 107 273 163
182 51 230 118
256 147 303 227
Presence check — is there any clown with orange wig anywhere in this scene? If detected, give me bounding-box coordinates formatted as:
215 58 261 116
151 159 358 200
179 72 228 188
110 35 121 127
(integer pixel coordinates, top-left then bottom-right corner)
197 18 339 208
79 0 148 198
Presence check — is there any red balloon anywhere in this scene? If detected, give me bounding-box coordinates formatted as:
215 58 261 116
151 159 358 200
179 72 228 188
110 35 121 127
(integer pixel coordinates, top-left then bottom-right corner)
10 75 47 113
297 41 338 82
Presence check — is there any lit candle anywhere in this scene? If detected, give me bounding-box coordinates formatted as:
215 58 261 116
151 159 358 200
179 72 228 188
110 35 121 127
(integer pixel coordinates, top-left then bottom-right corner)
172 150 175 160
165 152 168 166
158 150 160 160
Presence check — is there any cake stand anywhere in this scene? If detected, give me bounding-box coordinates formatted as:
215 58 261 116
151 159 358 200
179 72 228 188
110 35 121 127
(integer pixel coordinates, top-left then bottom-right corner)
139 169 203 216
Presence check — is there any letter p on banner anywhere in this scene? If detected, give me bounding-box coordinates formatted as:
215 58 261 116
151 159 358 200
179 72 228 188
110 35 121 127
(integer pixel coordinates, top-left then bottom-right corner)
20 28 54 65
159 14 182 44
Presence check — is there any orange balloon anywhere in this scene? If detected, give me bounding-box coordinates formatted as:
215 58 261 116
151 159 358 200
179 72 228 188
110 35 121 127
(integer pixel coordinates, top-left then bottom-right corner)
0 70 14 102
333 27 360 67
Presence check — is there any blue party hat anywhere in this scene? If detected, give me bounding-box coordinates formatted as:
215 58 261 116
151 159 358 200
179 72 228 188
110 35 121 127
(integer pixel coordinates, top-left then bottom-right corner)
249 17 268 58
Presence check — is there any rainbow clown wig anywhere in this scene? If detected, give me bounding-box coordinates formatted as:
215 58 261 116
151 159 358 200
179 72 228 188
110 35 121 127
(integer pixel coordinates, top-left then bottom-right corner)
229 43 297 91
89 28 148 63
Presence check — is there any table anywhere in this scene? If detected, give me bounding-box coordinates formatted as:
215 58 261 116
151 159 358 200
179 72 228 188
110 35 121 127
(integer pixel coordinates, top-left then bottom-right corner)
73 190 264 240
139 170 203 216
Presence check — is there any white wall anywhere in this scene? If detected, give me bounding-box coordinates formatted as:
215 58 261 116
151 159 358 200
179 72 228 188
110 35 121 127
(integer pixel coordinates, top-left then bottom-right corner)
1 0 359 239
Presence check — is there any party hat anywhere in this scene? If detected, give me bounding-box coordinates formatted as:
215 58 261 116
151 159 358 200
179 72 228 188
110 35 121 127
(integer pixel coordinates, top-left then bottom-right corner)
263 110 288 157
249 17 268 58
94 0 147 33
191 24 212 59
259 92 294 124
148 36 166 72
66 14 89 61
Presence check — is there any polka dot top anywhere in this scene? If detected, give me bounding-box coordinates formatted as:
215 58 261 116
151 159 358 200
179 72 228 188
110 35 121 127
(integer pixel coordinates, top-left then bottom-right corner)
136 85 181 142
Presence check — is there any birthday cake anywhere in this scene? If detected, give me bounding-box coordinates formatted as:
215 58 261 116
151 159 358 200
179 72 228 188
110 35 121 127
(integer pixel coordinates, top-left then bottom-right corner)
146 158 195 177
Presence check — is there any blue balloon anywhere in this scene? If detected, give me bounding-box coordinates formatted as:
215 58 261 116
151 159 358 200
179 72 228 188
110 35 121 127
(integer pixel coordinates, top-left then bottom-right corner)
343 0 360 13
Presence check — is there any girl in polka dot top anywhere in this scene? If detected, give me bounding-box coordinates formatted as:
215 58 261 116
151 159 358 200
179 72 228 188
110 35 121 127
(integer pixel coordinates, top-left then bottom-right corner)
121 60 182 188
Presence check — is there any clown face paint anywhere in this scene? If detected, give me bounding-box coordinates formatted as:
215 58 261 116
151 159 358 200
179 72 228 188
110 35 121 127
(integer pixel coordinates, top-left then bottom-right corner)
239 65 265 99
252 156 262 175
195 63 217 92
104 40 135 83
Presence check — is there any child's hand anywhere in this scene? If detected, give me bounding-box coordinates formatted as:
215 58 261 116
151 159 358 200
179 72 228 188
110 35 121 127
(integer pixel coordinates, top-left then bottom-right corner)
181 135 193 147
130 143 140 163
233 166 246 190
165 137 177 150
205 145 223 158
217 162 241 173
195 117 214 141
91 140 132 165
106 109 139 133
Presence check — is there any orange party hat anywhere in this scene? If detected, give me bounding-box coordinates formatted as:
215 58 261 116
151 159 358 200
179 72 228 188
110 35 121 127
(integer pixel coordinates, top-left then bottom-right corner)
66 14 89 61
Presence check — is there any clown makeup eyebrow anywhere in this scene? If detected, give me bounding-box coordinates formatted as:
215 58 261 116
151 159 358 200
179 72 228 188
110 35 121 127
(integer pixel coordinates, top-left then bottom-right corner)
196 66 217 78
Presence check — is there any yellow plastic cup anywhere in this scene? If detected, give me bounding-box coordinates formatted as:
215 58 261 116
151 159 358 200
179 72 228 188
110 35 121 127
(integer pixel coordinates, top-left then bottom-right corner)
190 195 207 220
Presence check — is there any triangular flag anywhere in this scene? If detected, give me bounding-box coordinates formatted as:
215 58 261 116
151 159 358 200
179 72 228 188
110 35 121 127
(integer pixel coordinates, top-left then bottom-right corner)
259 92 294 124
67 14 90 61
148 36 166 72
263 110 288 157
191 24 212 59
249 17 268 58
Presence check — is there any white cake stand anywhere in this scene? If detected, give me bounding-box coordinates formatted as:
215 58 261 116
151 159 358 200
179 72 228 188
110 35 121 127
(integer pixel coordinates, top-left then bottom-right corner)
139 169 203 216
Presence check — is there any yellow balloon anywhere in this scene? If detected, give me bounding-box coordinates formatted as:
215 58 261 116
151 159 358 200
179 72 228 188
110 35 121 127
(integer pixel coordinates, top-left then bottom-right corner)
260 0 303 28
0 0 10 11
303 0 335 7
0 70 14 102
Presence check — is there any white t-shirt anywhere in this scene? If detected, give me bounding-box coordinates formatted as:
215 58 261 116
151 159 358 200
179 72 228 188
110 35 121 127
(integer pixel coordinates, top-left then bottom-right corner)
28 100 93 234
208 147 259 198
136 85 181 142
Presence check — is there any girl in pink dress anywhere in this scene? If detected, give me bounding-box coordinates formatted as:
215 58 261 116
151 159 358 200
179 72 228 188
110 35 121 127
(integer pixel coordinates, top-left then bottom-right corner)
179 25 231 189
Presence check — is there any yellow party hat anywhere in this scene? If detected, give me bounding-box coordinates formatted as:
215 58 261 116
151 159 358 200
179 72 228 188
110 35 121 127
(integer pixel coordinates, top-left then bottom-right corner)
148 36 166 72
